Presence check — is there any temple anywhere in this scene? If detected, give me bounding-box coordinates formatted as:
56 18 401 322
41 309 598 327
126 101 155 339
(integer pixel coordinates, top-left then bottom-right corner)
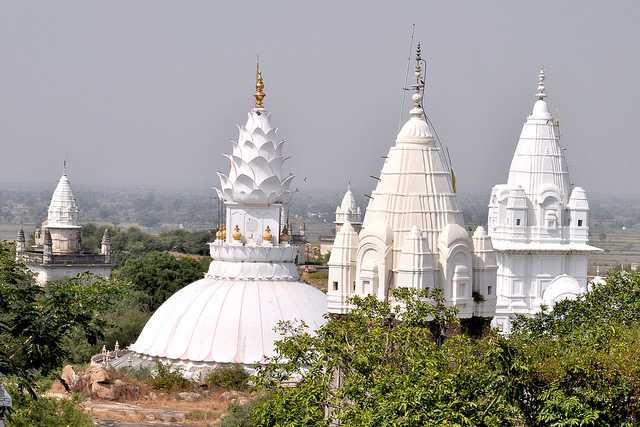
127 62 327 374
487 69 601 332
327 44 497 318
16 168 112 285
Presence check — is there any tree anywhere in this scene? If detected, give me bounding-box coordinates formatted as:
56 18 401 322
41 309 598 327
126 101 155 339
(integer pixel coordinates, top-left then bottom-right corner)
250 288 523 426
114 251 207 311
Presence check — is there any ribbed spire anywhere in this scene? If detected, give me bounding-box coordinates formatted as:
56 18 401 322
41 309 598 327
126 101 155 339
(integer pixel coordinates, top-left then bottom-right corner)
17 228 25 242
101 228 111 244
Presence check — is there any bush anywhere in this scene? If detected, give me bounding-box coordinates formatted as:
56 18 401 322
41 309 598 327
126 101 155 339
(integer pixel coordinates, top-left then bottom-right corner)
148 362 193 392
4 383 92 427
219 395 270 427
205 365 250 391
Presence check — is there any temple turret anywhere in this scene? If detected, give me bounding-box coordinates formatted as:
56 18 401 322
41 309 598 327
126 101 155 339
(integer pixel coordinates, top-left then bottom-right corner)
15 228 25 260
101 229 112 264
335 184 362 233
488 68 601 332
43 229 53 265
328 43 495 318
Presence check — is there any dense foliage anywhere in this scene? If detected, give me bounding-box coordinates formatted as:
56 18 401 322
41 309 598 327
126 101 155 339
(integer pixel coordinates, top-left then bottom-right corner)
114 250 208 311
81 224 213 265
245 273 640 426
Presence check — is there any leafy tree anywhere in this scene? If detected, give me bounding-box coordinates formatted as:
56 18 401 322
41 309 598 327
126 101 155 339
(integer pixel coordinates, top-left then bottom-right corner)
251 288 523 426
114 251 206 311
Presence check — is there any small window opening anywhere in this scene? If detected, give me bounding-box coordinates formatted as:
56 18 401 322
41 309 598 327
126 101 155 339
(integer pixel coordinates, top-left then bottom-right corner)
333 281 338 291
578 219 583 227
487 285 493 296
516 218 521 226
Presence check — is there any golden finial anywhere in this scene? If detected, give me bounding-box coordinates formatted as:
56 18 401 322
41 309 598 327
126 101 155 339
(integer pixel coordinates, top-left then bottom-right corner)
221 225 227 240
232 225 242 241
215 225 223 241
262 225 273 242
254 56 265 108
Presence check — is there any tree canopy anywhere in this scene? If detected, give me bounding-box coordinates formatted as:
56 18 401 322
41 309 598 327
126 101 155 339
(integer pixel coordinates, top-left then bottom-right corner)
242 272 640 426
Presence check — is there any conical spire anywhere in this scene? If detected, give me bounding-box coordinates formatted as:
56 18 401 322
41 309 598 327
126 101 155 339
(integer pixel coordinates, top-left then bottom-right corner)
101 228 111 244
17 228 25 243
47 168 81 228
254 57 266 108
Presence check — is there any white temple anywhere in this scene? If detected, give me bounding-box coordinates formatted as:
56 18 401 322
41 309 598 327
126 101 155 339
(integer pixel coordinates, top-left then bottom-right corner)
128 64 327 372
16 168 112 285
488 69 601 333
328 45 497 318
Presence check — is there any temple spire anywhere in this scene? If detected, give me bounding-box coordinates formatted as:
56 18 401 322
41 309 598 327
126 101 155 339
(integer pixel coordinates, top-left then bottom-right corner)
536 67 546 100
254 57 266 108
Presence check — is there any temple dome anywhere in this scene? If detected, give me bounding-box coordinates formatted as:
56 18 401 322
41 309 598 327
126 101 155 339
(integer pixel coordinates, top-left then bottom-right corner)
129 277 326 365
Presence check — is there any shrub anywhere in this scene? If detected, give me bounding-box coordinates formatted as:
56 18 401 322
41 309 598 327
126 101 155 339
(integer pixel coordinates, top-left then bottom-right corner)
4 383 92 427
148 362 193 392
205 364 249 390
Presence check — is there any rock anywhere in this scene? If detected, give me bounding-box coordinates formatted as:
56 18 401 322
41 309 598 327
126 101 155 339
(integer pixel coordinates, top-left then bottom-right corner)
148 391 158 400
91 382 115 400
61 365 77 389
112 379 141 401
177 391 201 401
86 365 110 384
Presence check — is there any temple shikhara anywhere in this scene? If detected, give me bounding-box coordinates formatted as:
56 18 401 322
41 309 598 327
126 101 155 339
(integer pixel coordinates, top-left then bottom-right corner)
488 69 601 332
127 63 327 374
16 168 112 285
327 45 497 319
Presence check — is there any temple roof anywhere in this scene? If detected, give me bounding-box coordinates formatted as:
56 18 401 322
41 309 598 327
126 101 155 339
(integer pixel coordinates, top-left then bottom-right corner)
47 171 81 229
506 68 571 202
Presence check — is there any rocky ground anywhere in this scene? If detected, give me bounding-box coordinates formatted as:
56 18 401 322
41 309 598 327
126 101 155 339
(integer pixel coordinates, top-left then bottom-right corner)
48 364 252 426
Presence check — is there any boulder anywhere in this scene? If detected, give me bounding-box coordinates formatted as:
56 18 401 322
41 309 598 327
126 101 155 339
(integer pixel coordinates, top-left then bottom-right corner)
91 382 115 400
112 379 141 401
86 365 110 384
177 391 201 401
60 365 77 389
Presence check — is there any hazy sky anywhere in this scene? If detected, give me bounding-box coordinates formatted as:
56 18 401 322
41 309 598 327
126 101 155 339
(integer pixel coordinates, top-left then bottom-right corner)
1 1 638 197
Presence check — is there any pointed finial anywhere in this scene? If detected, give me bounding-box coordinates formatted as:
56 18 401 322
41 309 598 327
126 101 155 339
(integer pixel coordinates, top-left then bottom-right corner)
255 56 266 108
410 42 424 113
536 67 546 100
63 160 68 176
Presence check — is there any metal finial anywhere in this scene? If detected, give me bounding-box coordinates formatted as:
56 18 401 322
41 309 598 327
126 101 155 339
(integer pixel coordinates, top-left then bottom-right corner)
536 67 546 100
63 160 68 176
255 56 266 108
414 42 423 89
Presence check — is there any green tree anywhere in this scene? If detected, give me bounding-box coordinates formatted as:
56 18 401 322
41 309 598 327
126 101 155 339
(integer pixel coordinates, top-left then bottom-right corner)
250 288 523 426
114 251 206 311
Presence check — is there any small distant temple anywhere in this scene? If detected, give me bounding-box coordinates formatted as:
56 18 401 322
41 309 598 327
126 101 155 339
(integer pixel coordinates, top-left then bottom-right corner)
319 185 363 256
15 168 113 285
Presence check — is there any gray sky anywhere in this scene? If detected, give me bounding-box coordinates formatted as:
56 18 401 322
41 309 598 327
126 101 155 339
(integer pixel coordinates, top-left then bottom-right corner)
1 1 638 197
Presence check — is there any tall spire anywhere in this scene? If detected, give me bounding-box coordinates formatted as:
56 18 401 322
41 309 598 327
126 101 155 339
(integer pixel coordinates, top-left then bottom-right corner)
254 56 266 108
536 67 546 100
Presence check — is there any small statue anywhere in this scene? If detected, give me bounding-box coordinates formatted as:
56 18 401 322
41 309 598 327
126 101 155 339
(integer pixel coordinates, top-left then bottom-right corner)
280 225 290 242
263 225 273 242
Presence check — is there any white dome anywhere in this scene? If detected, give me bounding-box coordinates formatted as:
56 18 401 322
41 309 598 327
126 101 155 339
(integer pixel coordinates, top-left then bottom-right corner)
542 274 584 306
130 277 327 365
